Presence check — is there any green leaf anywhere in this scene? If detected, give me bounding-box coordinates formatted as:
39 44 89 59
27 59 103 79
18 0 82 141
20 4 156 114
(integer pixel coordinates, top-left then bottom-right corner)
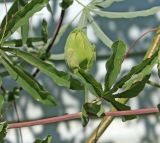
83 102 105 117
111 51 158 92
41 19 48 43
81 106 89 127
60 0 73 10
103 94 130 111
0 0 49 41
90 0 125 8
0 96 4 114
78 69 103 96
87 14 113 48
0 0 19 29
105 40 126 91
0 76 2 86
47 3 53 15
0 53 56 106
78 9 88 28
0 122 7 143
113 76 149 98
21 21 29 45
123 54 158 90
93 6 160 19
34 135 53 143
81 102 104 126
2 48 83 90
2 37 44 47
121 114 137 122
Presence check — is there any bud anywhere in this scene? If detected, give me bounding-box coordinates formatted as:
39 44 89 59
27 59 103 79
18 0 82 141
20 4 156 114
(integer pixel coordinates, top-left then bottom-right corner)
64 28 96 73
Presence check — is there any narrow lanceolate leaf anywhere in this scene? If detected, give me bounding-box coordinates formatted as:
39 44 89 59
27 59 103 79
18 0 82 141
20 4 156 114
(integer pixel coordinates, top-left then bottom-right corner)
90 0 125 8
34 135 53 143
0 53 56 106
0 122 7 143
105 40 126 91
79 69 103 96
41 19 48 43
113 76 149 98
21 21 29 45
103 94 130 111
78 9 88 28
0 0 48 41
123 53 158 90
111 51 158 93
3 49 83 90
81 105 89 127
2 37 44 47
93 6 160 19
0 0 19 29
47 3 53 15
87 14 113 48
0 95 4 114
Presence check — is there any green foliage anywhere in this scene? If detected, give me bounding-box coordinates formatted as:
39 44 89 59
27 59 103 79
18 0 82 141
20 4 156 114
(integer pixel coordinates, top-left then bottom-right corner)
34 135 53 143
105 40 126 91
0 0 159 141
2 48 83 90
78 69 103 96
87 14 113 48
0 0 49 42
41 19 48 43
111 51 158 93
92 6 160 19
60 0 73 10
90 0 125 8
81 102 105 126
0 52 56 106
0 96 4 114
0 0 19 29
113 76 149 98
0 122 7 143
21 21 30 45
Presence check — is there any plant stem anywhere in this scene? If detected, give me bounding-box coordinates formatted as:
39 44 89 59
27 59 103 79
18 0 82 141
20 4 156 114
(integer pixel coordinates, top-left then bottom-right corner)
13 101 23 143
75 0 86 7
86 28 160 143
125 27 157 58
8 107 159 129
147 80 160 88
32 9 65 77
49 51 146 61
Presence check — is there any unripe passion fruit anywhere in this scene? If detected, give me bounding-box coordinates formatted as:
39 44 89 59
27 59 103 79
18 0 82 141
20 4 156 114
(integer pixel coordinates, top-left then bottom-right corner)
64 28 96 73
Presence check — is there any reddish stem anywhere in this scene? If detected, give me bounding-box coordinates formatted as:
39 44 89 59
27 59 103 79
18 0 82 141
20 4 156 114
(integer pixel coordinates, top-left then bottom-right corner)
8 107 159 129
125 27 157 58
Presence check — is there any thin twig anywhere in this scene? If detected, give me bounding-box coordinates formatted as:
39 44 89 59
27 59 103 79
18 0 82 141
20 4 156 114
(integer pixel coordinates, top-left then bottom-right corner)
32 9 65 77
13 101 23 143
8 107 159 129
147 80 160 88
125 27 157 58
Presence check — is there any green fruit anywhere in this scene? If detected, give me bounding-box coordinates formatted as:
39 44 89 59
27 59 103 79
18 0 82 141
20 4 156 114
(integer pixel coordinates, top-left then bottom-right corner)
64 28 96 73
